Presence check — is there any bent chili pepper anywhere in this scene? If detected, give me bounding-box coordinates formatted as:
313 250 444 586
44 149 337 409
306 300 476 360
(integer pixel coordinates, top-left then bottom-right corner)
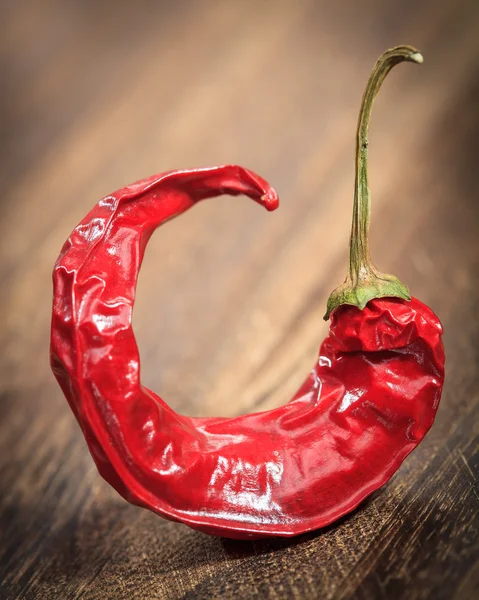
51 46 445 539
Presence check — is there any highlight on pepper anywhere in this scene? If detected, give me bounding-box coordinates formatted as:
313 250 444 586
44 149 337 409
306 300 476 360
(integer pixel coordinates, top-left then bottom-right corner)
50 47 445 539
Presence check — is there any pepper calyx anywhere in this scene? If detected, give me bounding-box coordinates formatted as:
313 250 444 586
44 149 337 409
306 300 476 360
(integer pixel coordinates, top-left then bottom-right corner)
324 269 410 320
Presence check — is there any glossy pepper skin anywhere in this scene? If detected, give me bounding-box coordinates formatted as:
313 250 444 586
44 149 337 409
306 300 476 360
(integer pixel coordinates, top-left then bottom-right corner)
50 165 445 539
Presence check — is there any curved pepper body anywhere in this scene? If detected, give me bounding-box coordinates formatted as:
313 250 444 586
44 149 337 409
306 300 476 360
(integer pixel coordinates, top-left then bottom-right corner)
51 166 445 539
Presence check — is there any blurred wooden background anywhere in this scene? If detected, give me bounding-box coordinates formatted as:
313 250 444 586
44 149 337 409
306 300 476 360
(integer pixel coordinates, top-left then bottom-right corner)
1 0 478 598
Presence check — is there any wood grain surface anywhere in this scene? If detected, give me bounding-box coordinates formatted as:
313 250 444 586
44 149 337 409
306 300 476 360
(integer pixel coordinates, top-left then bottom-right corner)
1 1 478 598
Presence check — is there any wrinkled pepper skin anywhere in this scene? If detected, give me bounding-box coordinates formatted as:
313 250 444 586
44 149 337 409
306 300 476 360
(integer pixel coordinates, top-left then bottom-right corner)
51 165 445 539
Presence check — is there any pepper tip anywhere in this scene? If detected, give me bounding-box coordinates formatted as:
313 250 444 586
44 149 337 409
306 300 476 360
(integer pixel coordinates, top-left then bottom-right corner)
261 188 279 211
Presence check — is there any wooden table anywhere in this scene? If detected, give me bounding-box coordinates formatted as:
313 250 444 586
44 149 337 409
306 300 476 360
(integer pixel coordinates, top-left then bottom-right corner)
1 1 478 598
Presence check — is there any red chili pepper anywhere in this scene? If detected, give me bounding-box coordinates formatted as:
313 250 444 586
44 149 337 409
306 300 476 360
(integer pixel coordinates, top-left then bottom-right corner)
51 47 444 539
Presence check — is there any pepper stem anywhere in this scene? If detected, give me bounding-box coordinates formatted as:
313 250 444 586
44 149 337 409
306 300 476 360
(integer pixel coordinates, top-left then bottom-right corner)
324 46 423 320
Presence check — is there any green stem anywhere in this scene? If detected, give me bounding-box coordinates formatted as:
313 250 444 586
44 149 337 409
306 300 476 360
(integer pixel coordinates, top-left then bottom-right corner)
324 45 423 320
